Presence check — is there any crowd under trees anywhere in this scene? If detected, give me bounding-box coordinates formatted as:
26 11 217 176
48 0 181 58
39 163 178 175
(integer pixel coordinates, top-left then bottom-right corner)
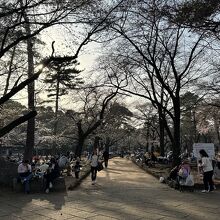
0 0 219 167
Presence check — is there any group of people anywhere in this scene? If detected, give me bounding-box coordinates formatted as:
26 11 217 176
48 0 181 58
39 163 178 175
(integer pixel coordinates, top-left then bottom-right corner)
17 149 110 194
168 149 215 192
17 157 60 194
144 152 158 167
17 154 82 194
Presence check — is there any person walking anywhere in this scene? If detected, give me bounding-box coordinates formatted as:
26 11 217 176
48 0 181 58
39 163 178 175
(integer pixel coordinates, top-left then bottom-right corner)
90 150 99 185
199 149 214 193
103 150 109 168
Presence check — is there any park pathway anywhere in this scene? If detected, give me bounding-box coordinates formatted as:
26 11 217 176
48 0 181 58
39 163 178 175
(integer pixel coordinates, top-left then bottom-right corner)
0 157 220 220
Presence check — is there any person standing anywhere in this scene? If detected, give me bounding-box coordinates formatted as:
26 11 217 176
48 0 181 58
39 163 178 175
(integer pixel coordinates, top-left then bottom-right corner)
74 157 81 179
90 150 99 185
17 160 32 194
103 150 109 168
199 149 214 193
44 157 60 193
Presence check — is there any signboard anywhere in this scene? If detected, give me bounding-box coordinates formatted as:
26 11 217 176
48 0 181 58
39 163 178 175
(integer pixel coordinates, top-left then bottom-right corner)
193 143 215 159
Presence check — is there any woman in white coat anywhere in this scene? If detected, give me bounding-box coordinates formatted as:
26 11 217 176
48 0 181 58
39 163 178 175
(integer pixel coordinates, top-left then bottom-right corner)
90 150 99 184
199 149 214 192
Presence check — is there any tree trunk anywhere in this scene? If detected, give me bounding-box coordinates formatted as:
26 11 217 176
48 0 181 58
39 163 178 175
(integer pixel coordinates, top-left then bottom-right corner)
146 120 150 152
3 46 16 96
24 16 35 162
158 108 165 156
94 136 100 150
172 97 181 167
75 137 85 158
192 109 197 147
53 72 60 153
215 127 220 152
214 115 220 147
105 137 111 152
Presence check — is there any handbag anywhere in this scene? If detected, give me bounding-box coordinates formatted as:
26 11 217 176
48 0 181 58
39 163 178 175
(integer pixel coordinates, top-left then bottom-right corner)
185 174 194 186
97 162 104 172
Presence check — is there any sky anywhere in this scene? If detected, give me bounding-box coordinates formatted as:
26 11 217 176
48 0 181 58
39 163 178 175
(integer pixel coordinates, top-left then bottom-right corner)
40 26 99 69
10 25 100 107
7 23 146 114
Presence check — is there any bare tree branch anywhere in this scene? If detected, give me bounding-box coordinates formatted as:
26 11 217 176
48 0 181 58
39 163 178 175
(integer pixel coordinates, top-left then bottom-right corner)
0 110 37 137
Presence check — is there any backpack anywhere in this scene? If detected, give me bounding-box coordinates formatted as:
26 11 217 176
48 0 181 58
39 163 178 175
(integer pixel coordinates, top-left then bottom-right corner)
58 156 68 168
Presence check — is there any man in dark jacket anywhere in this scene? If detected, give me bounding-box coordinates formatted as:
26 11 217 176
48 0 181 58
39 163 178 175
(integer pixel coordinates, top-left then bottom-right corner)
103 150 110 168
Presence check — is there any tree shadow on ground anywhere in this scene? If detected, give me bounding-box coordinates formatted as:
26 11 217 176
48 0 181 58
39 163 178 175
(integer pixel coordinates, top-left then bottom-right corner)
1 158 220 220
66 158 220 220
0 188 67 219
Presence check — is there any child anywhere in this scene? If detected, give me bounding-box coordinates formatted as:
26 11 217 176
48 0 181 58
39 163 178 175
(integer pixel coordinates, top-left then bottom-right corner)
74 157 81 179
198 159 204 175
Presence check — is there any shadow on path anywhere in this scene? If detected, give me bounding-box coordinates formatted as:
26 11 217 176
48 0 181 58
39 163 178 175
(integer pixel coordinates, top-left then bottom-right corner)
0 157 219 220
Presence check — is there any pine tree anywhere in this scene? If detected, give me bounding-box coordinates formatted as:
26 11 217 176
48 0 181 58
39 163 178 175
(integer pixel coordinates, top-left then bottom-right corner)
44 59 83 152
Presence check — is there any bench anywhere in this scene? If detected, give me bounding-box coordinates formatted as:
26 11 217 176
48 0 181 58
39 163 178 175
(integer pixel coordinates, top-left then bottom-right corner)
145 159 157 168
12 176 66 193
